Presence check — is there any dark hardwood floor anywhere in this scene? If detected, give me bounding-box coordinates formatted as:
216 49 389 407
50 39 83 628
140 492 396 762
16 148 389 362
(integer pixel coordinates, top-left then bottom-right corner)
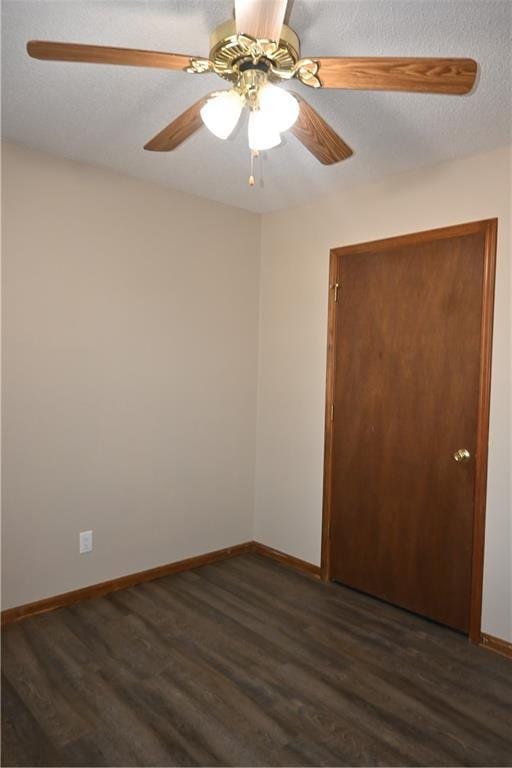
2 553 512 767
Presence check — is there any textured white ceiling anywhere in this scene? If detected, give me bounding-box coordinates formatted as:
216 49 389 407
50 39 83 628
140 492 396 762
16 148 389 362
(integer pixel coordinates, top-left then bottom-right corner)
2 0 511 213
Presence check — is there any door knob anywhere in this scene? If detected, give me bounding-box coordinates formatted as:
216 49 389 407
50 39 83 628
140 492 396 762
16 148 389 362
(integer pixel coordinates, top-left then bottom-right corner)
453 448 471 463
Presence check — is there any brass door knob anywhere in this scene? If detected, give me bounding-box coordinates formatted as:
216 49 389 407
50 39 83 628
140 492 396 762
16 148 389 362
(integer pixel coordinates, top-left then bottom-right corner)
454 448 471 463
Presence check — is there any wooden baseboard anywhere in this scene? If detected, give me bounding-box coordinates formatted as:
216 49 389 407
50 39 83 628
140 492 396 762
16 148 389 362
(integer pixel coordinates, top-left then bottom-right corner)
252 541 321 579
1 540 320 627
4 542 507 657
480 633 512 659
1 541 254 627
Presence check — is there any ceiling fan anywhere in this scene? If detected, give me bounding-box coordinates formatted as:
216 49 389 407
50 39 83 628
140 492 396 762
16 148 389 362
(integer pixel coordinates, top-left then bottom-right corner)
27 0 478 185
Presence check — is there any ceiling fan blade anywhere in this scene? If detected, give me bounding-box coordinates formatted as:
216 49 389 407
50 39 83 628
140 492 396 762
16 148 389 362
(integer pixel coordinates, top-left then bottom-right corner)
27 41 197 71
144 97 209 152
235 0 288 40
290 96 353 165
314 57 477 94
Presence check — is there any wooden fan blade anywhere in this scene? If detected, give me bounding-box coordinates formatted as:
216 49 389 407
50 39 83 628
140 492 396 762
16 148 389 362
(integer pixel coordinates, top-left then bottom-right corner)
144 97 209 152
290 96 353 165
27 41 197 71
314 57 478 94
235 0 288 40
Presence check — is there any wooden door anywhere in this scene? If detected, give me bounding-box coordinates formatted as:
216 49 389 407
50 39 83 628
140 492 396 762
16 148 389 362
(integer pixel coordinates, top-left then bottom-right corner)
324 221 497 634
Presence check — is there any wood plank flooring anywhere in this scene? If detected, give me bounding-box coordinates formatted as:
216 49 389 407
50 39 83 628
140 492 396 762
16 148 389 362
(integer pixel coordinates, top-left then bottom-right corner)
2 553 512 767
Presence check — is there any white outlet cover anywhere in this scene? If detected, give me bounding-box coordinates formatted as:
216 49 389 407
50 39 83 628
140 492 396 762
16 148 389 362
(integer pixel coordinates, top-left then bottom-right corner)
79 530 93 554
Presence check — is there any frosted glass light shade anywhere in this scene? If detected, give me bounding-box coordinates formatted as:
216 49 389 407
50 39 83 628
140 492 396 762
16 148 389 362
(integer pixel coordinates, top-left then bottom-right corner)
200 90 243 139
248 110 281 151
259 84 299 132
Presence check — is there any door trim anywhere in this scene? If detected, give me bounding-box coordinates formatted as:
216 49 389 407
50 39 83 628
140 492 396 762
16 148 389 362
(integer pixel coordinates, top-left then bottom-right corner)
321 219 498 644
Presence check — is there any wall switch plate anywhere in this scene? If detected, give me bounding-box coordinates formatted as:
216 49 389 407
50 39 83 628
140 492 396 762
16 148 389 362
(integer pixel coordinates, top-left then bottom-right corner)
79 530 93 554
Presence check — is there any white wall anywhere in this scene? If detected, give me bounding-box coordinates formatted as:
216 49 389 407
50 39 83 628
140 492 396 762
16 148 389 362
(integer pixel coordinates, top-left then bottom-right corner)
1 141 261 609
255 145 511 642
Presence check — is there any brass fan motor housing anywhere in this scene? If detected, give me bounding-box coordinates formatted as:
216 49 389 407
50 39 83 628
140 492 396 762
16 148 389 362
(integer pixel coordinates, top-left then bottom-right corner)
208 19 300 82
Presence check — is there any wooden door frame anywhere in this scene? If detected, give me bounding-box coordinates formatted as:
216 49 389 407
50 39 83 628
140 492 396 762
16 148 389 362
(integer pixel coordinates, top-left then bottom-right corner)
321 219 498 644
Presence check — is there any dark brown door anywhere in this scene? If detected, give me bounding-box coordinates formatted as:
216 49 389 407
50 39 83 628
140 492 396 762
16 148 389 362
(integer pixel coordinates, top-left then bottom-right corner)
326 222 496 633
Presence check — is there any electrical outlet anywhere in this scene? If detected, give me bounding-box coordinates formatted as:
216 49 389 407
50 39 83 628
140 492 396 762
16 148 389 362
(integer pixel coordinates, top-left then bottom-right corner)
79 530 93 554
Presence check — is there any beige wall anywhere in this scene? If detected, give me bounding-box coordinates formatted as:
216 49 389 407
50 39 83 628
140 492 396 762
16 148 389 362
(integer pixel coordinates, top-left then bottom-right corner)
1 141 261 609
255 145 511 642
2 141 511 644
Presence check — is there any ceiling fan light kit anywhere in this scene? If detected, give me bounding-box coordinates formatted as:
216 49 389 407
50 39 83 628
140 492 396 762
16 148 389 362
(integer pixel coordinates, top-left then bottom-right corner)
198 54 302 156
26 0 479 187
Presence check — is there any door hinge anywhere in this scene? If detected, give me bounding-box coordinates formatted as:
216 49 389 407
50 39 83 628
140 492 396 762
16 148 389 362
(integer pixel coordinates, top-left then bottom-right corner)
330 403 335 422
331 282 340 302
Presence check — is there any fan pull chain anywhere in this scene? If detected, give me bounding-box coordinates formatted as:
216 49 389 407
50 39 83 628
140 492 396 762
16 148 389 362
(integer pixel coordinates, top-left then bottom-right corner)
248 149 259 187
